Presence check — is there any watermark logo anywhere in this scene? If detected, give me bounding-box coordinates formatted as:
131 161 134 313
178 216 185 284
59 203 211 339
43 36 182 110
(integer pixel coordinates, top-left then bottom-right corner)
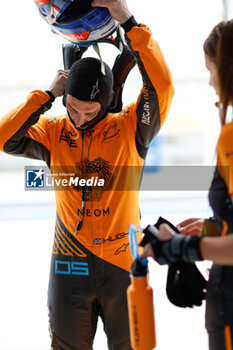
25 165 106 192
26 168 45 188
25 165 223 192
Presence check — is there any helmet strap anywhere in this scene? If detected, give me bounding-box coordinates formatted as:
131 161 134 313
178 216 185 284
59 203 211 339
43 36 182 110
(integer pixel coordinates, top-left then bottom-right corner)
93 43 106 76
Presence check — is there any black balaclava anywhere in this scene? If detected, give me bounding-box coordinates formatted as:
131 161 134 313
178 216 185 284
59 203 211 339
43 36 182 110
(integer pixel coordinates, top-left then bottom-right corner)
65 57 114 130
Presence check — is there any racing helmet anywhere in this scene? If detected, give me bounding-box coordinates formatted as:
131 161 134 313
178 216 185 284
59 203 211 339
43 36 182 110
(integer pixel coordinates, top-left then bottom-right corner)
34 0 119 46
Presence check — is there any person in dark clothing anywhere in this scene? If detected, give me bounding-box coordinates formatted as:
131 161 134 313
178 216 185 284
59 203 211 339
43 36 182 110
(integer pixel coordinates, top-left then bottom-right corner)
141 19 233 350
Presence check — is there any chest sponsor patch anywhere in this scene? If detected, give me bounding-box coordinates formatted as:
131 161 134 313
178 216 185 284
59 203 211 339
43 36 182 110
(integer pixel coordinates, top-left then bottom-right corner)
59 127 78 147
102 121 120 141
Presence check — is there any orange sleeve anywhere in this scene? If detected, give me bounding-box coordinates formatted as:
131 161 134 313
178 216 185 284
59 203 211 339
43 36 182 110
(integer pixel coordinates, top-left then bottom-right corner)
217 123 233 195
0 90 52 152
123 24 174 159
127 24 174 128
26 115 52 152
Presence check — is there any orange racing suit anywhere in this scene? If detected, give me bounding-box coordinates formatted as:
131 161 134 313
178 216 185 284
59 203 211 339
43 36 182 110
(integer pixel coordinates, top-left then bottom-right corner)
0 23 174 350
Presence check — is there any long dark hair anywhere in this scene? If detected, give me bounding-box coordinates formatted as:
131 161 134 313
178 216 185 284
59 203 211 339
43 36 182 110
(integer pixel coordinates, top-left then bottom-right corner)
203 20 233 125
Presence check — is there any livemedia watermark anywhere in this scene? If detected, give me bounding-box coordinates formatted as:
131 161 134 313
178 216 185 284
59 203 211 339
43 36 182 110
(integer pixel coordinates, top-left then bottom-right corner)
25 165 229 191
25 166 105 191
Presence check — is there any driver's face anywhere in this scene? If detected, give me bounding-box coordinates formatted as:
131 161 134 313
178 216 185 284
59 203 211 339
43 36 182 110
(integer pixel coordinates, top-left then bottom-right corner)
66 94 101 128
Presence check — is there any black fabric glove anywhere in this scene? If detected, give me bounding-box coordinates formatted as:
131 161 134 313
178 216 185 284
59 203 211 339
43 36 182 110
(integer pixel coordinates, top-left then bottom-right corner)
140 217 203 265
151 234 202 265
166 261 207 308
140 217 207 308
